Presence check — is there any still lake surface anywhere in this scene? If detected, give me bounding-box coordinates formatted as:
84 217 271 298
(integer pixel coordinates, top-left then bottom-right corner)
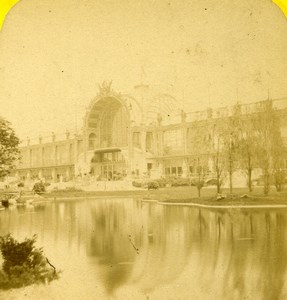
0 197 287 300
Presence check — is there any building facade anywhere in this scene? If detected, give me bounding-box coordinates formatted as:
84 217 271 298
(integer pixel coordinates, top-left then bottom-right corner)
15 82 287 184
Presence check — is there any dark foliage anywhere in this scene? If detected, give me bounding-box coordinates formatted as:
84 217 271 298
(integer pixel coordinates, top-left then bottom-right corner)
0 119 20 178
170 177 190 187
132 181 142 188
132 177 193 188
147 181 159 190
0 234 59 289
32 182 46 194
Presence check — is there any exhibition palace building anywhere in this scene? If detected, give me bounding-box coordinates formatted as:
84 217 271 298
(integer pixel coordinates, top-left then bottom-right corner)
14 82 287 183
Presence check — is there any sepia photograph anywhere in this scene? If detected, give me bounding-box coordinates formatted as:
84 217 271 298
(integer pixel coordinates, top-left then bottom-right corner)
0 0 287 299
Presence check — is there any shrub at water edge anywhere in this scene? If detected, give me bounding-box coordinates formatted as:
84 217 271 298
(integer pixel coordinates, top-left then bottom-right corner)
147 181 159 190
0 234 60 289
32 182 46 194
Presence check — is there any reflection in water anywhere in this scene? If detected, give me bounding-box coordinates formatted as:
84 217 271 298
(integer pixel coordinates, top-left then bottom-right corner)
0 199 287 299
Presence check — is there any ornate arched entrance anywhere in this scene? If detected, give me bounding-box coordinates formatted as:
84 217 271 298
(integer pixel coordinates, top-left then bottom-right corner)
84 84 132 180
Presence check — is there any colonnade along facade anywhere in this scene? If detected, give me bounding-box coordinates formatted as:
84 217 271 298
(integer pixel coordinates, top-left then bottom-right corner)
15 82 287 182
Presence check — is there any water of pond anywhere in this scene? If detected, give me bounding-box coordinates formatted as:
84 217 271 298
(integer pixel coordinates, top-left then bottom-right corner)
0 198 287 300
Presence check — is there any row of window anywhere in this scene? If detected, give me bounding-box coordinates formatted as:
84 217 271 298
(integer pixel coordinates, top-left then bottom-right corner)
20 144 75 167
165 166 183 177
132 132 153 151
164 165 210 177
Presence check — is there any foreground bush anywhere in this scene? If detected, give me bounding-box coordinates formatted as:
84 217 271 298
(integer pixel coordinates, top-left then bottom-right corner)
132 177 193 188
132 181 142 188
32 182 46 194
147 181 159 190
170 177 190 187
0 234 59 289
154 178 168 188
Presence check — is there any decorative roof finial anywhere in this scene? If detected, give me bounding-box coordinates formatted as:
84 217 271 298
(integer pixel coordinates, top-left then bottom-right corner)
98 80 113 97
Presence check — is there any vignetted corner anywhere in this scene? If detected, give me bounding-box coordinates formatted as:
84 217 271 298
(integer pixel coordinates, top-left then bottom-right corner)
0 0 21 31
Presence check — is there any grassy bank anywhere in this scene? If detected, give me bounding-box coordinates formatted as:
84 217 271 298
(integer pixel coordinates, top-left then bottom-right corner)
40 186 287 206
2 186 287 207
41 186 221 199
157 187 287 206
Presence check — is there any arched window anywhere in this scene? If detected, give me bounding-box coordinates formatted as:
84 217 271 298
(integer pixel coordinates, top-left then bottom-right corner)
89 133 97 150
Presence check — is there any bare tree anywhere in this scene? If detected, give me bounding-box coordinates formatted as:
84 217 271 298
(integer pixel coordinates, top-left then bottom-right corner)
187 122 213 194
270 114 286 192
273 167 285 192
236 116 260 192
210 105 245 196
224 107 242 195
212 115 239 195
212 129 226 194
252 100 281 195
192 161 208 197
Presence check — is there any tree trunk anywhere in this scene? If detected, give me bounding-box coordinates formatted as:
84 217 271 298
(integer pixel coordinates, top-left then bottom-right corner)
229 170 232 195
247 153 253 192
217 178 221 194
264 169 270 195
229 149 233 195
247 168 252 192
198 187 201 198
275 180 282 192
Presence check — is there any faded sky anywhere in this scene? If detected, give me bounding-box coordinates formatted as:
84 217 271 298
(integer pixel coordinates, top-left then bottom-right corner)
0 0 287 140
